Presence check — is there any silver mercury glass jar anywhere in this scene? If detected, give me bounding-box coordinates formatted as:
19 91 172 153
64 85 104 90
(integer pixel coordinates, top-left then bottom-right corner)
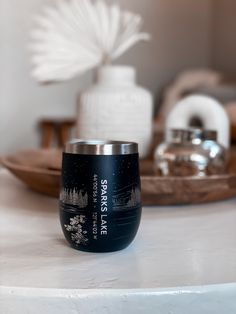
154 129 228 177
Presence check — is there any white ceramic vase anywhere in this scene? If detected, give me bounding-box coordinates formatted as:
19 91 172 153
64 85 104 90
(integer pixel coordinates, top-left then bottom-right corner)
77 66 153 158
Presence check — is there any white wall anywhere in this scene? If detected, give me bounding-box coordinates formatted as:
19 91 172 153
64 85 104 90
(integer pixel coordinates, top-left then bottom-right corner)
0 0 212 154
118 0 212 92
211 0 236 77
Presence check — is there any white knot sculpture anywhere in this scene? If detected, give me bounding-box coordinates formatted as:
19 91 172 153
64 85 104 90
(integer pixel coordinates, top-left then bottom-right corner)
30 0 150 83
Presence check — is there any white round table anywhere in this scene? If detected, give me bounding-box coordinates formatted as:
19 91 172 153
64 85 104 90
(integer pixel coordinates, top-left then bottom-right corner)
1 169 236 313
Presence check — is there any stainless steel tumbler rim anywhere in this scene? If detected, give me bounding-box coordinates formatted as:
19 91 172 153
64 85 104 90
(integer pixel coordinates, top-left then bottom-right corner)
64 139 139 155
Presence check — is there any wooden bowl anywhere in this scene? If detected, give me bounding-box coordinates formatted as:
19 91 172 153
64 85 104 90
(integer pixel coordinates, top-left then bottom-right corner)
2 149 236 205
141 159 236 205
1 150 61 198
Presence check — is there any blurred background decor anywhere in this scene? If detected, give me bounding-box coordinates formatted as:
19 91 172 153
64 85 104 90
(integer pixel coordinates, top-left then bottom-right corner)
0 0 226 155
30 0 150 82
1 93 234 206
78 66 153 158
3 142 236 205
166 95 230 148
157 69 222 120
2 0 236 205
155 128 228 177
30 0 153 158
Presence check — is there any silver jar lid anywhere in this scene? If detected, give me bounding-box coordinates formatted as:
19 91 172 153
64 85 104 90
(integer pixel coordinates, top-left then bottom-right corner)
64 139 139 155
168 128 217 144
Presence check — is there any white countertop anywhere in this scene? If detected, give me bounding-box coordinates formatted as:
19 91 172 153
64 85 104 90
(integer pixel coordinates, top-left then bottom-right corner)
1 169 236 313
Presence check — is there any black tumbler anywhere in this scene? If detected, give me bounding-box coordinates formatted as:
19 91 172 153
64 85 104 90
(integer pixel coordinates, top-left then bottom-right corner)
60 140 142 253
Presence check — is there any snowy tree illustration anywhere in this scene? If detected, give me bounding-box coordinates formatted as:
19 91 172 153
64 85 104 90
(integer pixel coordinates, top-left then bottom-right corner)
113 185 141 209
127 187 141 207
64 215 88 245
60 188 88 208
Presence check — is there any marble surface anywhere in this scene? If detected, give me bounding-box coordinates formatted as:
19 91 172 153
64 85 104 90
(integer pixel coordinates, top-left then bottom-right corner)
1 169 236 313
